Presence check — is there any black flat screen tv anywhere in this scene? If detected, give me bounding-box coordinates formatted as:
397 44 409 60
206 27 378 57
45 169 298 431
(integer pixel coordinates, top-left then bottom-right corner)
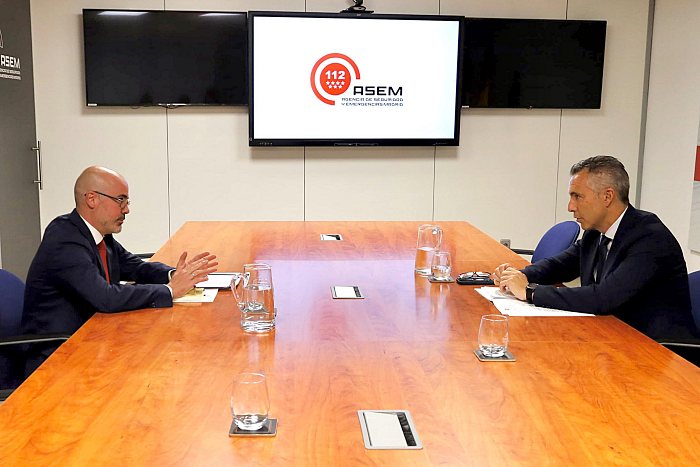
83 9 247 106
248 11 463 147
462 18 606 109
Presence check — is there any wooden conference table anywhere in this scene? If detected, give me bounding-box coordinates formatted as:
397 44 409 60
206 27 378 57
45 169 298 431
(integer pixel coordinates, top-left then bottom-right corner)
1 221 699 465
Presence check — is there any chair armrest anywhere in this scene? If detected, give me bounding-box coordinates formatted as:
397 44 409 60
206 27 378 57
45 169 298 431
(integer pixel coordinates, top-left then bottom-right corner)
657 340 700 348
659 341 700 366
0 334 70 403
511 248 535 256
0 388 14 402
0 334 70 347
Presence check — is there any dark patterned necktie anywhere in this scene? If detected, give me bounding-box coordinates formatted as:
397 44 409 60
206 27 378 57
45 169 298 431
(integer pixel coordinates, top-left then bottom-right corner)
98 240 111 284
593 235 611 283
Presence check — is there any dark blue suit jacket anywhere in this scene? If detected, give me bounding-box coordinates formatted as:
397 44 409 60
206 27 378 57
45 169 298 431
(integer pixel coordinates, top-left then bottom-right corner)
22 210 173 369
522 205 697 341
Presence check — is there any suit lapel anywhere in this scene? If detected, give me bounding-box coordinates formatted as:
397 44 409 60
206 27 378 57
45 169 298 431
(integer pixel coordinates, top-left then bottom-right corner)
599 205 637 280
68 209 110 282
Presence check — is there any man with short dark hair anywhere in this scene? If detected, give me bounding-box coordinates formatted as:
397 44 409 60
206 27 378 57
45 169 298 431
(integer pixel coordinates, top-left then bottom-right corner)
494 155 697 341
22 166 218 373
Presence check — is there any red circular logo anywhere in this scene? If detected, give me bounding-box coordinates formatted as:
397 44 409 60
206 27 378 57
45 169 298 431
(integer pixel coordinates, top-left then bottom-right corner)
320 63 350 95
310 53 361 105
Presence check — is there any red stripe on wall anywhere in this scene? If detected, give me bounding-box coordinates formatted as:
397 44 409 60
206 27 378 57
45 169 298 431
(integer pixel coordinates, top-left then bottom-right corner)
695 146 700 181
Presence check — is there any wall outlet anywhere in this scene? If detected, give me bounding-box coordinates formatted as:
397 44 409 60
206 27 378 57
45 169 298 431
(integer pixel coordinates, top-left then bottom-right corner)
499 238 511 248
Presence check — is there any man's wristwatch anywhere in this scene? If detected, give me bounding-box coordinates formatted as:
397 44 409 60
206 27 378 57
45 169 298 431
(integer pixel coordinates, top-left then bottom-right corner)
525 283 538 304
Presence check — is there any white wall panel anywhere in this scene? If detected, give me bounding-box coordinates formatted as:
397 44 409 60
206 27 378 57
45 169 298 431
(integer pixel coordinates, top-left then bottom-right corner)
642 0 700 270
167 108 304 232
434 110 561 248
165 0 304 12
304 147 434 220
440 0 565 18
306 0 437 15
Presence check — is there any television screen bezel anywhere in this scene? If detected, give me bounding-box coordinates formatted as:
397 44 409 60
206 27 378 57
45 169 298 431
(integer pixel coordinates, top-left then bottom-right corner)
248 11 464 147
82 8 248 107
461 17 607 110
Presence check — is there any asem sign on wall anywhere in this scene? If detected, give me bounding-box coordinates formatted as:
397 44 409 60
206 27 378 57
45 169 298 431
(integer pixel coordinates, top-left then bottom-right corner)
0 26 23 81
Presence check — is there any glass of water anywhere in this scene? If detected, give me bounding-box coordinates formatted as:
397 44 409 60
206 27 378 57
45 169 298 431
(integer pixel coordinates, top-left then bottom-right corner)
478 314 509 357
231 372 270 431
431 250 452 280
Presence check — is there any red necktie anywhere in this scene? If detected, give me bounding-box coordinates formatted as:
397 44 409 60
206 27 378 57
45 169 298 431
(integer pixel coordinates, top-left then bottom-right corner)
97 240 111 284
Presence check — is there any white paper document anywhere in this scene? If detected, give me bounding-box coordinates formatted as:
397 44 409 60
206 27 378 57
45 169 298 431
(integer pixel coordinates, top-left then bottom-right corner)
196 273 237 289
476 287 594 317
475 286 516 301
173 288 218 303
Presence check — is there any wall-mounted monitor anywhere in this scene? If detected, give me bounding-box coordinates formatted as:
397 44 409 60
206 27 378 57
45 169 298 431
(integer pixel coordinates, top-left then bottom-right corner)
83 9 247 106
462 18 606 109
248 12 463 146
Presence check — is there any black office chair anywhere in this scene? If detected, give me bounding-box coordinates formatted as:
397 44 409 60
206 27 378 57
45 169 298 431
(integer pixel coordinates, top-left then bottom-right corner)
512 221 580 263
0 269 69 402
658 271 700 367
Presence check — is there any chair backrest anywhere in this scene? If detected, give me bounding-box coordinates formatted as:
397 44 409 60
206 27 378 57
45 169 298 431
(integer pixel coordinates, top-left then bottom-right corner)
531 221 580 264
687 271 700 330
0 269 25 338
0 269 26 391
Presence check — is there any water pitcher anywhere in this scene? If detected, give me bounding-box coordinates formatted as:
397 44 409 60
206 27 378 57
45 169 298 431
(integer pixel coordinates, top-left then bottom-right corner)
414 224 442 275
231 263 276 332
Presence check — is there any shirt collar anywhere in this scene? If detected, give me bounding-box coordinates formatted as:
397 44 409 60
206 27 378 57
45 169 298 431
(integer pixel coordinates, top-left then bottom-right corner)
78 213 104 245
603 206 628 241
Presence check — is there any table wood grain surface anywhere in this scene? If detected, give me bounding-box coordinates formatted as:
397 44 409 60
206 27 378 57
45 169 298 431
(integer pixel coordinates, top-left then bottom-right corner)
1 221 699 466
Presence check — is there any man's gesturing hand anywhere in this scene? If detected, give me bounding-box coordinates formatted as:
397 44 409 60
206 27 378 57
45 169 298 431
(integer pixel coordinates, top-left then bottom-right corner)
168 251 218 298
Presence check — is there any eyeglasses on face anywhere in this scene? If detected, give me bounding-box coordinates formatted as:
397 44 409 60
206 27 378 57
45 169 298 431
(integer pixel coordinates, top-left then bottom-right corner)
87 190 131 209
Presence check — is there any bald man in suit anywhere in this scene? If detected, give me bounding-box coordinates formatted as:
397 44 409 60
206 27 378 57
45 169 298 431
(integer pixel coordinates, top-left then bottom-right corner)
22 166 218 373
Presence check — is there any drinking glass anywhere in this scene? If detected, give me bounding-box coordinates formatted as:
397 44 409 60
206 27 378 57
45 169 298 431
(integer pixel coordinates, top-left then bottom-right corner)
231 372 270 430
431 250 452 280
231 263 276 333
478 314 509 357
415 224 442 276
